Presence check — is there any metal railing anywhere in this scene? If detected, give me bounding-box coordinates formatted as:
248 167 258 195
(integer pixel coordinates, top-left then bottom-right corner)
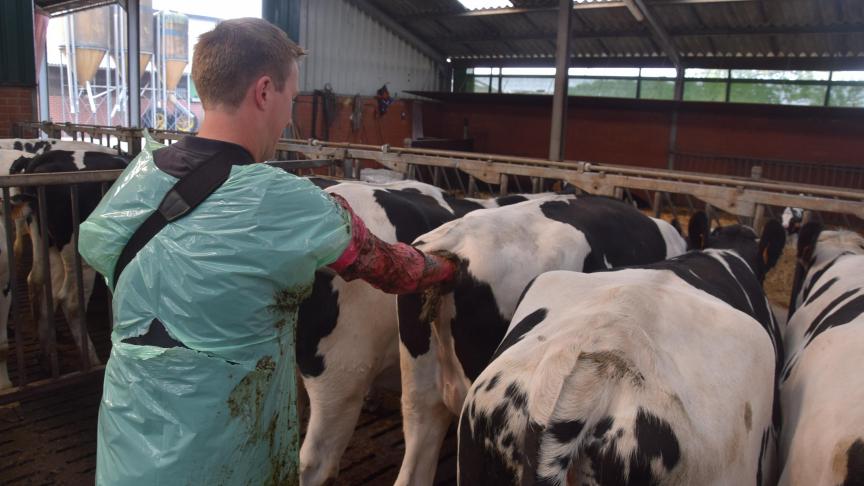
2 120 861 402
0 131 350 404
12 120 864 225
674 151 864 192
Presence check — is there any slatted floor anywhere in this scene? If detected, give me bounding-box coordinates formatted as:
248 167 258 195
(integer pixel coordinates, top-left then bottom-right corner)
0 381 457 485
0 241 457 485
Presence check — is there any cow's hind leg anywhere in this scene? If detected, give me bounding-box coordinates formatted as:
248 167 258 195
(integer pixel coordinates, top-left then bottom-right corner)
299 374 370 486
58 244 100 366
0 236 10 390
395 347 452 486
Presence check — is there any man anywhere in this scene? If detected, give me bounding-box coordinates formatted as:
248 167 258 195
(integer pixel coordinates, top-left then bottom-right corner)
79 18 455 485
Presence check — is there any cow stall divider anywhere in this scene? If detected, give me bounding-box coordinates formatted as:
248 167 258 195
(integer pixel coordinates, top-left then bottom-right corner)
0 155 349 407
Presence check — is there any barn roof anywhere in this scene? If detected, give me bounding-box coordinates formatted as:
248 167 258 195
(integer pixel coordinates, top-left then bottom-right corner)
356 0 864 70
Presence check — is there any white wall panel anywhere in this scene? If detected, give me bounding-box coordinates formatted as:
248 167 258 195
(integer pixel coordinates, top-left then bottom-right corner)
299 0 441 96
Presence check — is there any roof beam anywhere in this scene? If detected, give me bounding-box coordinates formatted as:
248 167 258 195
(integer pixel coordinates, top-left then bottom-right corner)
434 23 864 44
399 0 757 22
450 54 864 71
624 0 682 67
399 3 627 22
344 0 447 64
647 0 755 4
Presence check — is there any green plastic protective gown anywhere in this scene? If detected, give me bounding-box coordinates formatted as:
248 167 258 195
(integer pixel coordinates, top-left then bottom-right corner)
79 135 351 485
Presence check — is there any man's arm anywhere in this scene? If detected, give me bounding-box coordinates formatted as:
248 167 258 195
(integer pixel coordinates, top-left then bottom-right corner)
327 193 456 294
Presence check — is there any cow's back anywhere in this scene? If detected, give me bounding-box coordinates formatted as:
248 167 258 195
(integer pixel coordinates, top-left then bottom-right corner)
460 268 776 486
780 244 864 486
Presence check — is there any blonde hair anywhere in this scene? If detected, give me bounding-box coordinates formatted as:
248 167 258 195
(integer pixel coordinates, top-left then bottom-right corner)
191 17 305 109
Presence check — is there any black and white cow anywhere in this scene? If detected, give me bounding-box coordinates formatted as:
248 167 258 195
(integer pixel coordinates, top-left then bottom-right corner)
779 223 864 486
394 195 688 486
445 193 559 218
296 180 551 485
0 138 119 155
781 207 804 237
458 214 786 485
297 179 457 486
0 149 129 389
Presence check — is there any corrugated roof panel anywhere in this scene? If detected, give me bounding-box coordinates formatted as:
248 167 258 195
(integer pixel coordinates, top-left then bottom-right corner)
571 6 642 32
361 0 864 68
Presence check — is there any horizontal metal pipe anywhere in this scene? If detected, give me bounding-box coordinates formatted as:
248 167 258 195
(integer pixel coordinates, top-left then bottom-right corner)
0 367 106 405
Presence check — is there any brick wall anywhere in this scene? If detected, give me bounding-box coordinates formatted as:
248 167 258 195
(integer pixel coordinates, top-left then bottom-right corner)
0 86 36 138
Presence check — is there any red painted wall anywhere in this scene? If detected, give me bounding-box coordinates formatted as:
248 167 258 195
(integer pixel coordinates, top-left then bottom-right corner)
420 94 864 170
675 109 864 166
291 94 414 147
0 87 36 138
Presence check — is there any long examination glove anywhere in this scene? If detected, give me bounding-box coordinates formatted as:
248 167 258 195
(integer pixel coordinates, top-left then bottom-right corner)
327 193 456 294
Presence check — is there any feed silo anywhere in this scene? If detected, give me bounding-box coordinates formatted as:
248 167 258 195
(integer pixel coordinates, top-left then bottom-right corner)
155 10 188 91
70 6 110 85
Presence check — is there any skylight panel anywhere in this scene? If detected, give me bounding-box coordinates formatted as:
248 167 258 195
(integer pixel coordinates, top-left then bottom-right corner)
457 0 513 10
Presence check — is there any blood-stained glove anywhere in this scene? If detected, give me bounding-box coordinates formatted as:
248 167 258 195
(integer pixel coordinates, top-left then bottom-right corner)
327 193 457 294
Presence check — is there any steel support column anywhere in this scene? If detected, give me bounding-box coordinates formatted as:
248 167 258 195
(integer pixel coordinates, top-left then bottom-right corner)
548 0 572 162
38 41 49 125
126 0 141 129
668 68 684 169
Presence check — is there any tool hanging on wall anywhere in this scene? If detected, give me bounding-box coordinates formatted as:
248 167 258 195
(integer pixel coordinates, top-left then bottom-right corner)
375 84 393 116
351 94 363 132
311 84 337 140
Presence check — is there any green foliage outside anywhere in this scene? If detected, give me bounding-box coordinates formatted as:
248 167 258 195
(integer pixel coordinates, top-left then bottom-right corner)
828 85 864 107
730 82 826 106
458 72 864 108
568 78 637 98
640 80 675 100
683 81 726 102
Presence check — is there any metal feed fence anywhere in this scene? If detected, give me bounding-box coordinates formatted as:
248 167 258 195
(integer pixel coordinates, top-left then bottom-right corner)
0 135 349 405
12 121 864 230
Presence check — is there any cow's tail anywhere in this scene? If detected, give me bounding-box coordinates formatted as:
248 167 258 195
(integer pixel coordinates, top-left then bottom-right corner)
523 329 661 485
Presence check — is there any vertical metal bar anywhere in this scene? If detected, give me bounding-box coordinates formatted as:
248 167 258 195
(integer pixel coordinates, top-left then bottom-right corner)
653 192 663 218
667 68 684 170
548 0 572 161
513 175 524 194
342 159 352 180
663 192 678 219
38 38 49 122
441 167 453 191
455 170 467 194
3 189 27 387
69 185 91 370
433 166 442 188
824 71 833 107
467 175 477 197
37 186 60 379
499 174 509 196
69 17 80 124
725 69 732 102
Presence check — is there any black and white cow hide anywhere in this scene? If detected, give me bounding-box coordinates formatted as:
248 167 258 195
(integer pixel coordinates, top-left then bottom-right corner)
394 195 688 486
458 214 786 486
1 149 130 385
296 179 545 486
0 138 119 155
779 223 864 486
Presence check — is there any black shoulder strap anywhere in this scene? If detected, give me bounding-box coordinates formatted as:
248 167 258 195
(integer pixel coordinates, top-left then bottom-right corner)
113 146 249 287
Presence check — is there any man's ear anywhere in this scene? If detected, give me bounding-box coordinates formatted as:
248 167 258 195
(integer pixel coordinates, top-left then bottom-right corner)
253 76 273 110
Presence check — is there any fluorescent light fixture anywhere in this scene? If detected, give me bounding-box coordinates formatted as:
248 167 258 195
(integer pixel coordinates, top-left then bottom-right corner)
457 0 514 10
